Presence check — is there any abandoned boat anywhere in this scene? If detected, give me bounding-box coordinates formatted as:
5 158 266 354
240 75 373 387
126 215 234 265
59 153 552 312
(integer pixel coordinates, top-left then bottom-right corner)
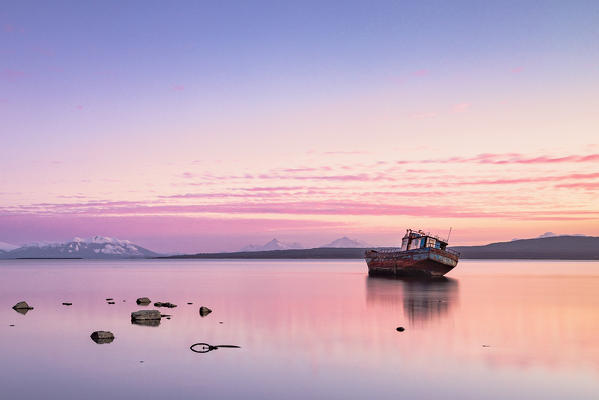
365 229 459 277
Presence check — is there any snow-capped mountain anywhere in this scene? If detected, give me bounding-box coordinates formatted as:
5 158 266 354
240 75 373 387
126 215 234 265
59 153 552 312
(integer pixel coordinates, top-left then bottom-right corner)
320 236 370 248
0 236 159 259
240 239 304 252
0 241 19 253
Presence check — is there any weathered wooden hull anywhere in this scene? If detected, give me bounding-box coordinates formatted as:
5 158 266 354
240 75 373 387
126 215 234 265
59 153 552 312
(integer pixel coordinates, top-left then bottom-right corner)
365 247 459 277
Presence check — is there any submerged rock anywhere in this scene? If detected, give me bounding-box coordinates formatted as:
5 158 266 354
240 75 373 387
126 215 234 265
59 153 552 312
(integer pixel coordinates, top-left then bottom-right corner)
105 298 113 301
131 310 162 320
136 297 151 305
396 327 405 332
12 301 34 310
199 306 212 317
90 331 115 344
107 301 115 305
154 302 177 308
62 302 73 306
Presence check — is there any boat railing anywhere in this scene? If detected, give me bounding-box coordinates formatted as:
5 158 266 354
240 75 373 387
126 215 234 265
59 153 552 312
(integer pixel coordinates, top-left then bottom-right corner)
405 229 450 244
368 247 403 253
368 247 461 256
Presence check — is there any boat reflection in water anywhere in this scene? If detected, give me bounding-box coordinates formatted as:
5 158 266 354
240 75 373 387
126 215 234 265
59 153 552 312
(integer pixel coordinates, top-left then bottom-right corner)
365 276 459 326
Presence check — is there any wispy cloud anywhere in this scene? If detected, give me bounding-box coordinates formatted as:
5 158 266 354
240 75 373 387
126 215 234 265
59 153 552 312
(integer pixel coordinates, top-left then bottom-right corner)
555 182 599 190
4 199 597 222
1 69 25 80
423 153 599 165
410 112 437 119
457 172 599 186
412 69 429 77
452 103 471 113
2 24 23 33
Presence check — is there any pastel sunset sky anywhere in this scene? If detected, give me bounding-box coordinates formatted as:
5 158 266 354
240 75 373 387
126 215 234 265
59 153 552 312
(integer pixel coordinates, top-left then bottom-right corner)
1 1 598 252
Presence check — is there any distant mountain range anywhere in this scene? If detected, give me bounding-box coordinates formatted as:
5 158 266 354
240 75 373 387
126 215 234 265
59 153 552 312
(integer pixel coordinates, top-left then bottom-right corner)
320 236 370 248
0 236 159 259
168 235 599 260
240 238 304 252
240 236 370 252
0 241 19 253
2 235 598 260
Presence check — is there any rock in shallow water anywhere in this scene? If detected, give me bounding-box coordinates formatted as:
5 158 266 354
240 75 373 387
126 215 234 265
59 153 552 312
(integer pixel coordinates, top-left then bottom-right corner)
136 297 151 305
62 302 72 306
90 331 115 344
131 310 162 320
199 306 212 317
154 302 177 308
12 301 34 310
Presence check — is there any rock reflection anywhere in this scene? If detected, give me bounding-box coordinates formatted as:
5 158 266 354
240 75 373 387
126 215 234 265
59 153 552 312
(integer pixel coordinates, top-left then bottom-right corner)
90 336 115 344
366 276 458 325
13 307 30 315
131 319 161 327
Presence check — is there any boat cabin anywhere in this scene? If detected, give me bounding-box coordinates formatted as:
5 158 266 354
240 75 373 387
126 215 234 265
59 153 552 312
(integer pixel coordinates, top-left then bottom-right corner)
400 229 448 251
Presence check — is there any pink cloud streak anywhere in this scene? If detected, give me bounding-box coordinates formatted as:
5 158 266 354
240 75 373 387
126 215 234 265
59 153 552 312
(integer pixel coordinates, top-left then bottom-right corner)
423 153 599 165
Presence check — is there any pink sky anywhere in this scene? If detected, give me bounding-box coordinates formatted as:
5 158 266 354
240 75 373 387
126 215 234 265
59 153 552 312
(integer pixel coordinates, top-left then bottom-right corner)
2 146 598 252
1 2 598 253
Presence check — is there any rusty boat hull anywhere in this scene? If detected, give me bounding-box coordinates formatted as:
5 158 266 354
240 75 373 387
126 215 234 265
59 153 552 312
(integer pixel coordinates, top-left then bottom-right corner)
365 247 459 277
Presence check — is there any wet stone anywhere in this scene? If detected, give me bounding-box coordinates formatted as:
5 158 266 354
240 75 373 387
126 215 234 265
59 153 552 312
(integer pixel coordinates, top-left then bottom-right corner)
62 302 72 306
396 327 405 332
199 306 212 317
12 301 34 310
90 331 115 344
136 297 151 305
131 310 162 320
154 302 177 308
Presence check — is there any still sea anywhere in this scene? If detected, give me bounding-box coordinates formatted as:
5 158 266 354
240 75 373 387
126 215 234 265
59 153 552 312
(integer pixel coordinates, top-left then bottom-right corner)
1 259 598 399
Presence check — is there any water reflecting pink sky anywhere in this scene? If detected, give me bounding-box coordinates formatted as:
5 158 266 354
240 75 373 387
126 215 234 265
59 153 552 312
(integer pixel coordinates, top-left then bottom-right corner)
1 259 598 399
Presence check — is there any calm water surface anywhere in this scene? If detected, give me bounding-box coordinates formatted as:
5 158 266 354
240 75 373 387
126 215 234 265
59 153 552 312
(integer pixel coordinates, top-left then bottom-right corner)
1 259 598 399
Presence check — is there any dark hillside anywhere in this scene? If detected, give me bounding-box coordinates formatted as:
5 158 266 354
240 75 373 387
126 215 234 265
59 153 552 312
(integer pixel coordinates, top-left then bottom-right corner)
451 236 599 259
163 236 599 260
